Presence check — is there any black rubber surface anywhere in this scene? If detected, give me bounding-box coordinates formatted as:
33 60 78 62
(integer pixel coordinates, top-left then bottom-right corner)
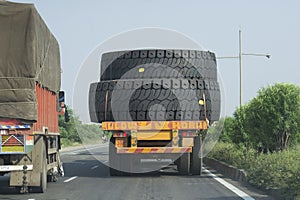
89 49 221 124
190 136 203 175
100 49 217 81
177 153 190 175
89 78 220 123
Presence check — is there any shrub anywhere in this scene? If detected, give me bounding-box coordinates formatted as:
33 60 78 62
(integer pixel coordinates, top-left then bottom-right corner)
247 148 300 197
208 142 300 199
207 142 256 169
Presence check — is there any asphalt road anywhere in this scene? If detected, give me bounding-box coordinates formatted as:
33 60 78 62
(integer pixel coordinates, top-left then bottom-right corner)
0 145 274 200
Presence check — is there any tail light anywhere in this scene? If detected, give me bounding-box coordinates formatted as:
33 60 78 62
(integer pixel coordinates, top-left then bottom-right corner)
181 131 197 137
113 132 128 138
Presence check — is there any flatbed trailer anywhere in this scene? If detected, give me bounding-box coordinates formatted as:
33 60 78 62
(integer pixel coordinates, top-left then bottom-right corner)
103 120 208 175
89 48 221 176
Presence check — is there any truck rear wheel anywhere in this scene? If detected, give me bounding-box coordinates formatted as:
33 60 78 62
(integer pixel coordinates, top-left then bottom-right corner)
191 136 203 175
177 153 190 175
39 157 47 193
109 139 124 176
32 140 47 193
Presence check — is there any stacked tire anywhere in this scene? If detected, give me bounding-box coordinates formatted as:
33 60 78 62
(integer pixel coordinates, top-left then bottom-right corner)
89 49 220 123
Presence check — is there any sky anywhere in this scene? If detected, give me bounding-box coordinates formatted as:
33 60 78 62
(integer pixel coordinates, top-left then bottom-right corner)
14 0 300 122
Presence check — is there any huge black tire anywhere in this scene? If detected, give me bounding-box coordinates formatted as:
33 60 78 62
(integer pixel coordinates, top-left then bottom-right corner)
100 49 217 81
190 136 203 175
89 79 220 123
177 153 190 175
90 49 221 124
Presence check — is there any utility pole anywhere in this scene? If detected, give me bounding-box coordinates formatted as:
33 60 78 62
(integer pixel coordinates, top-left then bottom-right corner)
239 29 242 107
217 29 270 107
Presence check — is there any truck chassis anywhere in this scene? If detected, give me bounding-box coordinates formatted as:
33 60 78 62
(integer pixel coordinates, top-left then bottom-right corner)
104 120 206 176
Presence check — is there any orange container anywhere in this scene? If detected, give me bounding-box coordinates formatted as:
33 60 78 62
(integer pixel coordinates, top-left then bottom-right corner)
32 83 59 134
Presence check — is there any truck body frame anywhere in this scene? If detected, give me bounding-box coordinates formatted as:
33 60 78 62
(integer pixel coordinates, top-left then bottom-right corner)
89 49 220 176
104 120 207 175
0 83 63 193
0 1 64 192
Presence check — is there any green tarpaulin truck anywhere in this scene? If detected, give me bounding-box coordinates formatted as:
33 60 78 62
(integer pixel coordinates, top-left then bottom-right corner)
0 1 65 193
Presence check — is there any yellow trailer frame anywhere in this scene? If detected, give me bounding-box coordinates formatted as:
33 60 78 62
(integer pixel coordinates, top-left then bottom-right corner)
102 120 208 131
104 120 208 154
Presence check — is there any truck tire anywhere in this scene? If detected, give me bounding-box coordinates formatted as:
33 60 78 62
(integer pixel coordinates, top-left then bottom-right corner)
100 49 217 81
32 140 47 193
89 79 220 123
177 153 190 175
190 136 203 175
109 138 124 176
39 156 47 193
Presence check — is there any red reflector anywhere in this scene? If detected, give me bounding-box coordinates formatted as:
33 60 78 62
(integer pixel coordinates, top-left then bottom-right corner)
113 132 128 138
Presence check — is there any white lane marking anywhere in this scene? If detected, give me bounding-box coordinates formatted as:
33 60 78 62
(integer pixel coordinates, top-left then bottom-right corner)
28 199 35 200
91 165 99 170
64 176 78 183
203 168 255 200
103 160 108 164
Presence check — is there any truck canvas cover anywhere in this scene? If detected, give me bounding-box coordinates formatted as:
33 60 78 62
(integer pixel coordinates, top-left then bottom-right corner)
0 1 61 121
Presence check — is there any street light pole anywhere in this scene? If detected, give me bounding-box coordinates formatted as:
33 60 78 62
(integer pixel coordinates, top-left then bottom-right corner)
239 29 242 107
216 29 270 108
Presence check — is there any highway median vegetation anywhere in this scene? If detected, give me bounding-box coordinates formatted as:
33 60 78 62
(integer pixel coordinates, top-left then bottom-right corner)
208 142 300 198
207 83 300 199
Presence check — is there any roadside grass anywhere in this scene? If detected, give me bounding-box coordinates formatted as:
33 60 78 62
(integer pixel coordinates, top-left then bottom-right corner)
60 122 105 147
60 138 82 148
208 142 300 199
60 133 102 147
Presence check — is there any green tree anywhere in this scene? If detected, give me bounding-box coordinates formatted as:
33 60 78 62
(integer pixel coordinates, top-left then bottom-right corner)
58 106 104 146
232 105 251 147
219 117 235 143
59 107 81 143
244 83 300 151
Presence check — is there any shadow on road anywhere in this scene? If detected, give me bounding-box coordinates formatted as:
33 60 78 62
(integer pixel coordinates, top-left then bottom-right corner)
0 176 20 195
0 159 274 200
62 159 224 179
